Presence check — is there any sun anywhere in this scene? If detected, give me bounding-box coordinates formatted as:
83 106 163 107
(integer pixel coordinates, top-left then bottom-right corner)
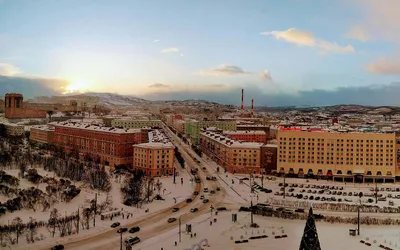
66 79 87 93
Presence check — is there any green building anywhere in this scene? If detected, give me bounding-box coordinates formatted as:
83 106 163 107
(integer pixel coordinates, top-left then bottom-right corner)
185 120 236 144
111 119 162 129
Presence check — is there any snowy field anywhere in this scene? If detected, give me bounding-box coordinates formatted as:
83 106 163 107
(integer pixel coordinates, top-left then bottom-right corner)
0 165 194 248
137 209 400 250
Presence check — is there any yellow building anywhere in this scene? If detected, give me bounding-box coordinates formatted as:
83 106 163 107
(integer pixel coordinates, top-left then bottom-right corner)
3 123 25 137
132 142 175 176
30 125 55 144
277 129 397 182
111 119 162 129
199 131 262 174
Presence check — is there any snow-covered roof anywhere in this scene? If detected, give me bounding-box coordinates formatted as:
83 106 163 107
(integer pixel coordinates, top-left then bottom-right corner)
49 121 141 134
30 125 55 131
201 131 263 149
223 130 266 135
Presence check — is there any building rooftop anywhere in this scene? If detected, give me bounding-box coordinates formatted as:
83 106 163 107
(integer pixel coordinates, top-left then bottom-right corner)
30 125 55 131
50 121 141 134
223 130 266 135
134 142 174 149
201 131 263 149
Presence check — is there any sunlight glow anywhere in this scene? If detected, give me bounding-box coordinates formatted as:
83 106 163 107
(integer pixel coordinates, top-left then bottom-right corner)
65 79 87 93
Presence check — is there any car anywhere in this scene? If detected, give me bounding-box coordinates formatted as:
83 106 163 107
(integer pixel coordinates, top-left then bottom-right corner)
239 206 250 212
274 192 279 196
297 194 303 199
388 194 393 198
295 208 305 213
303 195 308 200
210 190 215 194
241 177 249 181
309 196 314 200
172 207 180 212
193 191 199 195
200 195 205 199
315 196 320 201
211 176 217 181
51 245 64 250
318 190 324 194
117 227 128 233
190 208 198 213
216 187 221 191
217 207 227 211
186 198 193 203
125 236 140 245
265 189 273 193
168 218 177 223
203 199 209 203
111 222 120 228
129 226 140 233
206 176 211 180
278 183 283 187
203 188 209 193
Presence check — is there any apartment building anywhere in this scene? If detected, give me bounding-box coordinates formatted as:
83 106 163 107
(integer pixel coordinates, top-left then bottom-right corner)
111 119 162 129
132 129 175 176
30 125 55 144
51 122 143 167
199 131 262 174
186 120 237 145
277 128 397 183
3 123 24 137
223 130 267 143
173 119 186 134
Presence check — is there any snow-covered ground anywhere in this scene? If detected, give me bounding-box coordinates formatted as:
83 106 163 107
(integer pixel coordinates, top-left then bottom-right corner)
0 165 194 248
137 209 400 250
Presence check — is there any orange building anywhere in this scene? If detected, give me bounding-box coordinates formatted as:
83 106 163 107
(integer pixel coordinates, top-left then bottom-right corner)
30 125 55 144
5 93 46 119
132 142 175 176
223 130 267 143
52 122 144 167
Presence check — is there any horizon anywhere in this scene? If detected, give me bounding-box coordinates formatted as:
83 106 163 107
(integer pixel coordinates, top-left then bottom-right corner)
1 0 400 106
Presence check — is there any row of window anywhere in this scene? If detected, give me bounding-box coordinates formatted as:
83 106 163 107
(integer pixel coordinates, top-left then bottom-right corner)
279 159 394 166
280 137 394 144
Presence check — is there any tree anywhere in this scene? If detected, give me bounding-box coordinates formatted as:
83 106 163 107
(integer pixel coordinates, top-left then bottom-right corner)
121 171 145 207
98 193 113 214
299 207 321 250
155 179 163 196
47 208 59 237
26 217 37 243
86 165 111 191
144 177 154 201
11 217 24 244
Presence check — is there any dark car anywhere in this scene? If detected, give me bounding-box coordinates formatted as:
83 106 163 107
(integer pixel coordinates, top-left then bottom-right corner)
193 191 199 195
241 177 249 181
168 217 177 223
51 245 64 250
186 198 193 203
111 222 120 228
217 207 227 211
172 207 180 212
295 208 305 213
203 199 209 203
216 187 221 191
190 208 198 213
129 226 140 233
117 227 128 233
125 236 140 245
239 206 250 212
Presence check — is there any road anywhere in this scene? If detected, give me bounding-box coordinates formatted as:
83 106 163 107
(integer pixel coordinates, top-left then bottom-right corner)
37 125 228 250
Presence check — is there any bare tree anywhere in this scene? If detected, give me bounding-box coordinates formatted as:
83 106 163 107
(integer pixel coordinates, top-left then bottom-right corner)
121 172 145 207
11 217 24 244
47 208 59 237
155 179 163 196
86 165 111 191
82 208 92 230
26 217 37 243
144 177 154 201
98 193 113 214
57 217 68 237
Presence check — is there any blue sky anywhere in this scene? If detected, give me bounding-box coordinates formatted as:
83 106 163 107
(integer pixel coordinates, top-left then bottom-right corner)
1 0 400 106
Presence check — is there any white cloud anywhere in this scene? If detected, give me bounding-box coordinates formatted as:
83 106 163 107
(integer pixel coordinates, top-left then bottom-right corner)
261 28 355 54
161 47 179 53
260 70 272 81
366 57 400 75
198 64 251 76
346 26 370 42
153 39 160 43
0 63 20 76
149 83 170 88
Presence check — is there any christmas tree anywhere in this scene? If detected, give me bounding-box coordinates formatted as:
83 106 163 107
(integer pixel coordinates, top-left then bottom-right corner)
299 206 321 250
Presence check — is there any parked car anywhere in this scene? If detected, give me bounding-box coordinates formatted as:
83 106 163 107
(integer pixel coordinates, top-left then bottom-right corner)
186 198 193 203
200 195 205 199
193 191 199 195
203 188 209 193
216 187 221 191
210 190 215 194
117 227 128 233
239 206 250 212
129 226 140 233
190 208 198 213
172 207 180 212
315 196 320 201
295 208 305 213
203 199 209 203
51 245 64 250
167 218 177 223
217 207 227 211
111 222 120 228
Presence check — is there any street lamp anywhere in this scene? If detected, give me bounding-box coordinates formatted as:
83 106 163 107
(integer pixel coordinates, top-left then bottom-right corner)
357 192 363 236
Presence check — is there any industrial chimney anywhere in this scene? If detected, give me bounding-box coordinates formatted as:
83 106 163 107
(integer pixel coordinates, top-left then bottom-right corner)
251 99 254 115
241 89 244 112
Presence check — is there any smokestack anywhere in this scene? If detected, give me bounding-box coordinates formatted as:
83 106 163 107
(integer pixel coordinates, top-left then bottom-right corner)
241 89 244 112
251 99 254 114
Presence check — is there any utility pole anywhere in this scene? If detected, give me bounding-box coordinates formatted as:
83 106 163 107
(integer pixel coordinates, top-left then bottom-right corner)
261 172 264 188
93 193 97 227
173 167 176 184
358 192 363 236
179 217 181 243
250 195 254 225
283 173 286 199
375 180 378 204
120 231 123 250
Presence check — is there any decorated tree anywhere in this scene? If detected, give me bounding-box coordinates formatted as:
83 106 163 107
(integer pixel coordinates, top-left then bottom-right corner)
299 207 321 250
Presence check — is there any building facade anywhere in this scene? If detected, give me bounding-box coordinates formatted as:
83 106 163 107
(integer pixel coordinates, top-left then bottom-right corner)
277 129 397 182
5 93 47 119
111 119 162 129
52 122 143 167
186 120 237 145
132 143 175 176
30 125 55 144
260 144 278 173
223 130 267 143
199 131 262 174
3 123 25 137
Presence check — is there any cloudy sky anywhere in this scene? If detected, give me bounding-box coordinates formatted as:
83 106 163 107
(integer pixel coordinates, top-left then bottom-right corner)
1 0 400 106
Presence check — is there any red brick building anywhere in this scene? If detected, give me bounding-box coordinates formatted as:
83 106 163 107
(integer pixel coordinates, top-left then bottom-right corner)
223 130 267 143
5 93 47 119
51 122 144 167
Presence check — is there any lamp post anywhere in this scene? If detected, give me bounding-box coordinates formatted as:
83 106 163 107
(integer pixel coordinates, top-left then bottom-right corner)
357 192 363 235
283 173 286 199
